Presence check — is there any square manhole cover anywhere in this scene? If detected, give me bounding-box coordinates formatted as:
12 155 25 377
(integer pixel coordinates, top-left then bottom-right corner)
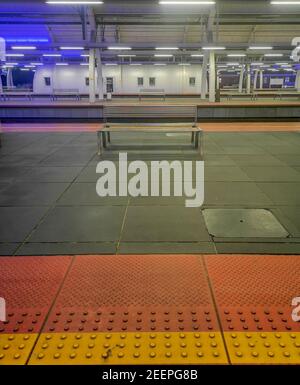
203 209 289 238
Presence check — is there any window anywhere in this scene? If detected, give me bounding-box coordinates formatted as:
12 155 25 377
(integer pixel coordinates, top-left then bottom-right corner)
137 77 144 86
189 77 196 87
44 77 51 86
85 77 89 86
149 77 156 87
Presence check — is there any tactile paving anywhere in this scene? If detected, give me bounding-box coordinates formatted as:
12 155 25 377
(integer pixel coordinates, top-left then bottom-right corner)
42 255 221 333
204 254 300 364
29 332 227 365
0 256 72 333
224 332 300 364
0 334 38 365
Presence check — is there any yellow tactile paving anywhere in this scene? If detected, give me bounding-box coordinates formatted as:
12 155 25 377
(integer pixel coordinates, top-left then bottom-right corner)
225 332 300 364
29 332 228 365
0 334 38 365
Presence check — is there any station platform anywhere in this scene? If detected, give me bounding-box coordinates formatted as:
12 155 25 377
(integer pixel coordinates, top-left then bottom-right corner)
0 254 299 365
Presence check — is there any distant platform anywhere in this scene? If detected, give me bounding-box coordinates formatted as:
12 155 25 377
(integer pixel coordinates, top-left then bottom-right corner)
1 98 300 121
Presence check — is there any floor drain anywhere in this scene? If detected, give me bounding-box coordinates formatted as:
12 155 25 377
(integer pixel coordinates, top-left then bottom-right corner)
203 209 289 238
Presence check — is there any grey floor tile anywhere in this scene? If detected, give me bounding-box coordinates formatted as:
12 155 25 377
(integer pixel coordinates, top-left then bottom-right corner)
0 154 48 166
41 146 95 166
0 182 69 206
274 155 300 166
204 166 251 182
0 243 20 256
228 154 286 167
118 242 215 254
272 207 300 237
121 206 210 242
257 182 300 205
15 242 116 255
203 154 236 166
19 166 83 182
0 207 48 242
240 166 300 182
220 146 266 155
0 165 32 183
29 206 126 242
57 182 129 205
215 242 300 254
203 182 272 206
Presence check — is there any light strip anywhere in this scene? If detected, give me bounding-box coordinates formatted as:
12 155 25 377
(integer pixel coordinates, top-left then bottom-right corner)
249 46 273 50
227 54 246 57
43 53 62 57
20 68 30 71
154 54 173 57
159 1 216 4
191 54 204 57
107 46 131 50
56 63 69 65
154 63 166 65
264 53 283 57
271 1 300 5
105 63 117 65
178 63 191 65
46 1 104 4
118 54 136 57
80 54 89 57
5 62 18 65
202 46 226 50
251 62 264 65
5 53 24 57
227 62 240 66
155 47 179 50
60 46 84 50
80 63 89 65
24 65 35 68
130 63 142 66
11 46 36 50
30 62 43 66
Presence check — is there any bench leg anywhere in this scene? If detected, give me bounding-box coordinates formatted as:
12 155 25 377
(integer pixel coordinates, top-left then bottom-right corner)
191 132 195 143
107 132 111 144
97 131 103 156
102 131 107 149
194 131 199 149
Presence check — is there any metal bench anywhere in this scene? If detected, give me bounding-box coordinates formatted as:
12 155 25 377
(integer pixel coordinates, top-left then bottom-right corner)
97 122 203 157
139 88 166 101
0 87 33 101
52 88 81 101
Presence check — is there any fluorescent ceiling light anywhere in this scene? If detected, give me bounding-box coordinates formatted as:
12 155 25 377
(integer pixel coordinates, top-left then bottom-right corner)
80 63 89 65
118 54 136 57
12 46 36 50
20 68 30 71
251 62 264 65
178 63 191 65
105 63 117 65
227 54 246 57
154 54 173 57
227 62 239 66
5 62 18 65
60 46 84 50
24 65 35 68
155 47 179 50
30 62 43 65
80 54 89 57
202 46 226 50
108 46 131 50
5 53 24 57
154 63 166 65
249 46 273 50
264 53 283 57
2 65 15 68
46 1 103 4
191 54 204 57
159 1 215 4
275 62 289 65
130 63 142 65
271 1 300 4
43 53 62 57
56 63 69 65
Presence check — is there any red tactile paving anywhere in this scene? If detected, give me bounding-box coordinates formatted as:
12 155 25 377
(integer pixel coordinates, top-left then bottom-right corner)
43 255 220 332
204 255 300 332
0 256 72 333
